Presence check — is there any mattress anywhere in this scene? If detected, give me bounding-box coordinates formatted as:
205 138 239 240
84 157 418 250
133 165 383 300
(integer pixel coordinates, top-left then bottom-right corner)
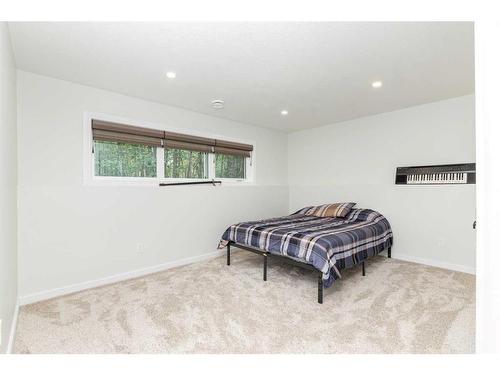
219 208 393 287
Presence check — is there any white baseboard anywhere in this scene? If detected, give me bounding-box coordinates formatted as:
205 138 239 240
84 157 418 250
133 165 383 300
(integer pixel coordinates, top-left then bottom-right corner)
18 249 227 306
386 252 476 275
6 302 19 354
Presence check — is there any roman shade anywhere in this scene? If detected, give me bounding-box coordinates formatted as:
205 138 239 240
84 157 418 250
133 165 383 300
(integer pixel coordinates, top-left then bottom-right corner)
163 140 213 153
163 130 215 153
92 120 164 147
214 140 253 157
92 119 253 157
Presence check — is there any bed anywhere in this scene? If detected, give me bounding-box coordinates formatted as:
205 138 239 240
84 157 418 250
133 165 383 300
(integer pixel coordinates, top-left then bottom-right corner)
218 206 393 303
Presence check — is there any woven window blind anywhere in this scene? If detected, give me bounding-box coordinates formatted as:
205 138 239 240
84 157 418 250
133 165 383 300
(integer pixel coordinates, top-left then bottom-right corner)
92 119 253 156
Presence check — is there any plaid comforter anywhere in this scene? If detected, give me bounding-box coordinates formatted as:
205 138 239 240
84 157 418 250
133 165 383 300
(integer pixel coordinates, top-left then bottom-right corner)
219 208 393 287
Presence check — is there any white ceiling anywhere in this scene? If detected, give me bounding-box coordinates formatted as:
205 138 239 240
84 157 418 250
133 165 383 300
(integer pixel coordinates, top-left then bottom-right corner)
8 22 474 132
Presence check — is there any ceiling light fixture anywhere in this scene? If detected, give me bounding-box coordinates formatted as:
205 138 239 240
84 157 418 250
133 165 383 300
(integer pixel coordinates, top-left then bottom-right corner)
211 99 225 109
166 71 176 79
371 80 383 88
281 110 289 116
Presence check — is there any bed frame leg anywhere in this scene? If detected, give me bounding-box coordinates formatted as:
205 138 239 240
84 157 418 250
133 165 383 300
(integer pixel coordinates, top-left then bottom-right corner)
263 254 268 281
362 261 365 276
226 243 230 266
317 274 323 304
388 246 392 259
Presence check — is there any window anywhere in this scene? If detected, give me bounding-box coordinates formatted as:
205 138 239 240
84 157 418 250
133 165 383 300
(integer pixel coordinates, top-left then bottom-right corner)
215 153 245 179
89 118 253 183
94 140 157 177
165 149 208 179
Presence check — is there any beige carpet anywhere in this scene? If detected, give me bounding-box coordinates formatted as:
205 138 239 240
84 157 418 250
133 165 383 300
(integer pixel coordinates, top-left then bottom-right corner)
14 251 475 354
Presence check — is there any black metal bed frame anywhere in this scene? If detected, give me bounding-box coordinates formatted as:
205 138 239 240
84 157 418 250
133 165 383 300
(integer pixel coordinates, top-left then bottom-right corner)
226 241 391 304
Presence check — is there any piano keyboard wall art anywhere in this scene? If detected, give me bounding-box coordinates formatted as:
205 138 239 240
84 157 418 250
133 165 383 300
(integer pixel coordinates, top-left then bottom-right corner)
395 163 476 185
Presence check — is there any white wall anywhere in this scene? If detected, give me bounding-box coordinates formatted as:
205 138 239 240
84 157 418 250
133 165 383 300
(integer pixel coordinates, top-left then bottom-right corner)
17 71 289 300
288 95 476 272
0 23 18 353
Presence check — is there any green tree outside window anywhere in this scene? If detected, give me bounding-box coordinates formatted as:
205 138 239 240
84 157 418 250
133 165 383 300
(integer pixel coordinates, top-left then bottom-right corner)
94 140 156 177
215 154 245 179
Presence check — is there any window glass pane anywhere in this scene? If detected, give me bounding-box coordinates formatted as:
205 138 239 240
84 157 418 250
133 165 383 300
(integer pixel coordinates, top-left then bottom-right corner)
164 149 208 179
215 154 246 179
94 140 156 177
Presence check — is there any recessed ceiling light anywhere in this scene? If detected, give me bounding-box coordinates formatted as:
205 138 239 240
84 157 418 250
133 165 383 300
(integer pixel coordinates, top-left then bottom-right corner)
211 99 225 109
166 71 176 79
281 110 289 116
371 80 383 88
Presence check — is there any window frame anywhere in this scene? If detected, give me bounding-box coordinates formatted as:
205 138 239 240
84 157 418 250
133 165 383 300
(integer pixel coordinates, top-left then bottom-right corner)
83 112 255 186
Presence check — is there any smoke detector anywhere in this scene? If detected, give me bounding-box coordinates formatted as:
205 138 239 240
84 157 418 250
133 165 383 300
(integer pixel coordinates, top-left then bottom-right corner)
211 99 225 109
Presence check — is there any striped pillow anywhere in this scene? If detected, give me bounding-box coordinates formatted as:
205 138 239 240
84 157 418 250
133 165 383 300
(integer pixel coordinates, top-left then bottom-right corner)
304 202 356 218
